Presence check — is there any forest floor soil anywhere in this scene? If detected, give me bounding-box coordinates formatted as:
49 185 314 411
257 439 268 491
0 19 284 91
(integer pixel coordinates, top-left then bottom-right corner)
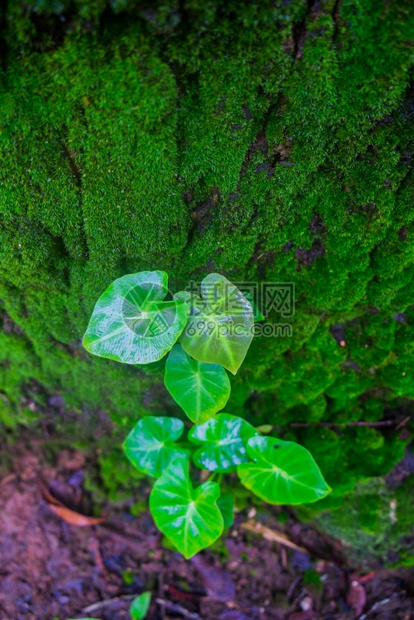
0 442 413 620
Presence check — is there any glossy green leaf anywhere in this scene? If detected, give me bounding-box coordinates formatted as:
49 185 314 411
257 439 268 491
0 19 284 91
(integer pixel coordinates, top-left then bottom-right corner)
164 344 231 424
149 457 224 559
189 413 258 472
124 416 189 478
175 273 254 374
130 592 151 620
217 494 234 529
237 436 331 505
83 271 189 365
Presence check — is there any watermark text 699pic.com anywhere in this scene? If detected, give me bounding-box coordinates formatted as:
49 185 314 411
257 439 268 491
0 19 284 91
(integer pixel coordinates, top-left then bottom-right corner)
182 280 295 338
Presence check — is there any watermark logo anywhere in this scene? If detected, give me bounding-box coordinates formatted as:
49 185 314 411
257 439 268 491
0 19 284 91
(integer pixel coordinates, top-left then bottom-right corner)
184 321 293 338
261 283 295 318
183 280 295 338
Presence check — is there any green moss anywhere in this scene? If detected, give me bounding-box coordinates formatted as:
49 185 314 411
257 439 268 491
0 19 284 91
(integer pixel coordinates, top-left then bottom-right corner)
0 0 413 555
310 476 414 568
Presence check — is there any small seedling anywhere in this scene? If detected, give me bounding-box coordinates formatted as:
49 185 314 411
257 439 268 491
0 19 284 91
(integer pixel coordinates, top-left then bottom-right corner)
84 271 331 558
130 591 151 620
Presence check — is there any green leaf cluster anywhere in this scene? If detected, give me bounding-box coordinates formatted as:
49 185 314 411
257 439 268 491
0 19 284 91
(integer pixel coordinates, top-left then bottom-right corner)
126 412 330 557
84 269 330 557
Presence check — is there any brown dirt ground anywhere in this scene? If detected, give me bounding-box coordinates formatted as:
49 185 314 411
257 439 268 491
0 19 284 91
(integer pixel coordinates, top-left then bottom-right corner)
0 445 413 620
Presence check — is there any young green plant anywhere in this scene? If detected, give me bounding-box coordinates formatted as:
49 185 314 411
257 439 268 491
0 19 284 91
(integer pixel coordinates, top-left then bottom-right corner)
84 271 331 558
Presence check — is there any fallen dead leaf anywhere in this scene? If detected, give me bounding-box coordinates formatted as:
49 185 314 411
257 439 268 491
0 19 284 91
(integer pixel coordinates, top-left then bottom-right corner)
47 503 104 527
42 488 104 527
42 488 62 506
241 520 307 553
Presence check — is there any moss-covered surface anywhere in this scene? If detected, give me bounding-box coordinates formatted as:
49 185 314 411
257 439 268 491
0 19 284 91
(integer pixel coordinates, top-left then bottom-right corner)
310 473 414 568
0 0 413 561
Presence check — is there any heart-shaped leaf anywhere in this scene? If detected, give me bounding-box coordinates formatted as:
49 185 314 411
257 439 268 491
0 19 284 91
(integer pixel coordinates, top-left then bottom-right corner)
189 413 258 472
237 436 331 505
175 273 254 374
130 592 151 620
164 345 231 424
217 494 234 529
149 457 224 558
83 271 189 365
124 416 189 478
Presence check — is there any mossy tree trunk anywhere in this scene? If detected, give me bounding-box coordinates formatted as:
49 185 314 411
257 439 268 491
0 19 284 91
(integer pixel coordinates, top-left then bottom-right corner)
0 0 413 503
